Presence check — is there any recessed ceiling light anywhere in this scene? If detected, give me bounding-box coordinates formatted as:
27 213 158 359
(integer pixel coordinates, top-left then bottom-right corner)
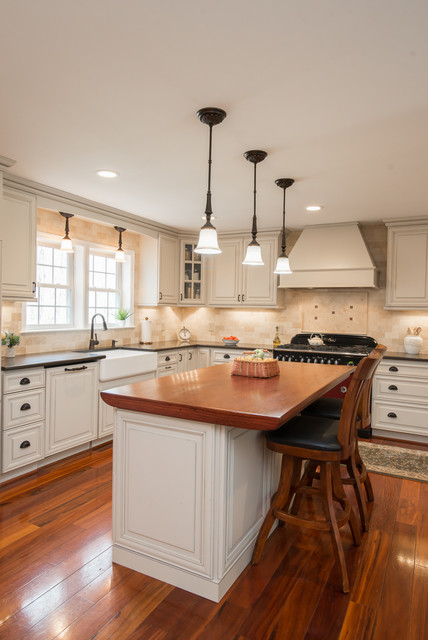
96 170 119 178
306 205 323 211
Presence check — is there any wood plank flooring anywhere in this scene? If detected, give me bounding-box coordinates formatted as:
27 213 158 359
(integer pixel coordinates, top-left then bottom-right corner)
0 441 427 640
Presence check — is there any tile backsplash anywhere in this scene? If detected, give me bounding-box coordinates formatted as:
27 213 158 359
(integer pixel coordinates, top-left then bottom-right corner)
3 220 428 357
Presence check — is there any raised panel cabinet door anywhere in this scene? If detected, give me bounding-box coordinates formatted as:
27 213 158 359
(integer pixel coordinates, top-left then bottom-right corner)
386 224 428 308
158 234 179 304
0 189 36 300
208 238 242 306
197 348 210 368
242 235 278 306
45 364 98 456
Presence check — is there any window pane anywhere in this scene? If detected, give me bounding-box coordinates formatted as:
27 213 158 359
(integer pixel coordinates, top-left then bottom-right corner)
53 267 67 285
38 245 52 264
39 307 55 325
97 291 108 307
108 292 117 307
106 258 116 274
93 255 105 271
56 307 68 324
54 249 68 267
88 272 94 288
106 273 116 289
56 288 69 306
39 287 55 305
38 265 53 284
26 305 39 325
93 272 105 288
89 290 95 307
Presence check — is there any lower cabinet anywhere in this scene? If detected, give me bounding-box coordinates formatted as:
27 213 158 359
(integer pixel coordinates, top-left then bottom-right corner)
211 348 245 365
45 363 98 456
372 358 428 442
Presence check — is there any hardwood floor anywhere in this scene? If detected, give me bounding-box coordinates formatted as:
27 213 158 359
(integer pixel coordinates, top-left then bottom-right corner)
0 442 427 640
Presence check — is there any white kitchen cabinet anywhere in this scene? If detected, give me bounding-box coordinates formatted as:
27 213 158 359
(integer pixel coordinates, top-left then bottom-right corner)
197 348 211 369
45 362 98 456
208 234 278 307
157 350 179 377
0 188 37 300
372 358 428 442
178 348 197 372
138 233 179 306
179 240 205 305
1 367 45 472
211 348 245 365
385 220 428 309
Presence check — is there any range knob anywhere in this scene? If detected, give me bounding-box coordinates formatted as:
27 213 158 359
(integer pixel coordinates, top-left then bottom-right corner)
320 358 325 364
307 357 312 363
287 356 293 361
300 356 305 362
327 359 332 364
334 359 339 365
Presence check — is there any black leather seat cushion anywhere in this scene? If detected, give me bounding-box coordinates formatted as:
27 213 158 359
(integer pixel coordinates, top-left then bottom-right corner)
265 414 341 452
301 396 343 420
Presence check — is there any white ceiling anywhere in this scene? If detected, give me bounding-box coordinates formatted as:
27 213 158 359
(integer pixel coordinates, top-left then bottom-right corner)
1 0 427 232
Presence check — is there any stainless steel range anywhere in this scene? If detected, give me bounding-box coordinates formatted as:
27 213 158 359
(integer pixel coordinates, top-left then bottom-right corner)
273 332 378 366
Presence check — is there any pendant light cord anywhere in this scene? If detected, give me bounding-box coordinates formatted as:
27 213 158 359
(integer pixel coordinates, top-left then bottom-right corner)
205 124 213 224
280 187 286 256
251 162 258 243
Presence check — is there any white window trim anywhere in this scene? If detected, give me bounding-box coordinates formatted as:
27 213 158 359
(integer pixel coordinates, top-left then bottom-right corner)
22 232 135 333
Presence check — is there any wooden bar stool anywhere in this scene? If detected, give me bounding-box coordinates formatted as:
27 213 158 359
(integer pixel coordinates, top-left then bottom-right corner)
252 349 383 593
300 345 387 528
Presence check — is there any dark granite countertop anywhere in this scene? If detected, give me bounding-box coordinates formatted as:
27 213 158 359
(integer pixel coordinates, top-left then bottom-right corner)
1 350 107 371
383 350 428 361
127 340 274 352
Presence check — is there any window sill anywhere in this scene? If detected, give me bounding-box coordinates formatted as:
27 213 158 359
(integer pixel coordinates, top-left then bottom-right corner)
22 326 137 335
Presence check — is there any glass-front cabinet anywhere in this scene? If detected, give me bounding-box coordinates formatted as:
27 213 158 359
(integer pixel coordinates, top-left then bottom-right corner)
179 240 204 305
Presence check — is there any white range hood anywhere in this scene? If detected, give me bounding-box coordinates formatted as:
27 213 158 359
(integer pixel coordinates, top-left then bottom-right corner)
278 223 378 288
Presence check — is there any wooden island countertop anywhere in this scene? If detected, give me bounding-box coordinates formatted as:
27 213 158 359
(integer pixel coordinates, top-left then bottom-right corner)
101 361 355 430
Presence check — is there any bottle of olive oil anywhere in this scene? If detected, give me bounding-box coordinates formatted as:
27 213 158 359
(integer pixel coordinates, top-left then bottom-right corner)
273 326 281 349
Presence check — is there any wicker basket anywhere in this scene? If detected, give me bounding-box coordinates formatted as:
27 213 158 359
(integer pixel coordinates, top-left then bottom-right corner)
231 350 280 378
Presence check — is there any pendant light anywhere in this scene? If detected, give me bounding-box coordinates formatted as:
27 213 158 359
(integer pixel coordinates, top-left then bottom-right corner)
195 107 226 255
59 212 74 252
274 178 294 274
114 226 126 262
242 150 267 265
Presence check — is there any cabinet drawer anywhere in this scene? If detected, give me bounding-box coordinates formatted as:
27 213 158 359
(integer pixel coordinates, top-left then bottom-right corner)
2 422 44 471
157 364 178 377
3 368 45 394
377 360 428 379
158 351 178 366
3 388 45 429
212 349 244 363
373 376 428 403
372 401 428 437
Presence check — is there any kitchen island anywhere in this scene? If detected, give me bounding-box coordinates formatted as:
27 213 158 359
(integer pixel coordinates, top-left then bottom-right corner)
101 361 354 601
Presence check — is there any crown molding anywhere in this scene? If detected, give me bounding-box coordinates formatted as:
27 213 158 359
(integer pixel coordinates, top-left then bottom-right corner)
0 156 16 170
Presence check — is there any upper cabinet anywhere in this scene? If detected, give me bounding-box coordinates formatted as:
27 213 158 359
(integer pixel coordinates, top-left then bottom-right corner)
385 219 428 309
208 234 278 307
179 240 205 306
139 233 179 306
0 188 37 300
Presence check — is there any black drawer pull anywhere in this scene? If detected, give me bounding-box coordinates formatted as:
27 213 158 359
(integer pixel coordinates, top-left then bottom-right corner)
64 365 87 372
387 412 397 418
224 354 231 359
165 356 170 362
20 440 31 449
20 377 31 385
164 366 172 370
388 385 398 391
20 403 31 411
389 366 398 372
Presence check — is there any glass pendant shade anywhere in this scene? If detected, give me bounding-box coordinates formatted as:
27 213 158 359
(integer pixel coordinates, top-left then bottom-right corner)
115 248 126 262
195 225 221 254
242 242 264 265
274 255 292 274
60 236 73 253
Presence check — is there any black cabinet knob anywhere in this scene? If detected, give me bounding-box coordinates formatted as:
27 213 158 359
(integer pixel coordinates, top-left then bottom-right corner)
20 440 31 449
224 354 230 359
387 412 397 418
389 366 398 372
20 377 30 385
20 403 31 411
165 356 170 362
388 385 398 391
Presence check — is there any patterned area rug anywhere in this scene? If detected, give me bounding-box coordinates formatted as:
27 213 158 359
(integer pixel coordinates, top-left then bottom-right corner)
359 441 428 483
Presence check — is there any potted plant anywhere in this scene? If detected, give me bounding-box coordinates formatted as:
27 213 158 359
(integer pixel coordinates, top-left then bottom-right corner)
2 330 21 358
114 308 133 326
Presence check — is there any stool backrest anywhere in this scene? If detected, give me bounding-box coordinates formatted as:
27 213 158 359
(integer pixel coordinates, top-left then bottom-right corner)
357 344 387 427
338 346 386 457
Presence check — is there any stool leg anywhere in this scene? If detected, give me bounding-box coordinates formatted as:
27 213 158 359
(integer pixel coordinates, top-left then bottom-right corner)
332 463 361 547
289 460 318 516
252 454 296 565
320 461 350 593
347 453 370 532
355 442 374 502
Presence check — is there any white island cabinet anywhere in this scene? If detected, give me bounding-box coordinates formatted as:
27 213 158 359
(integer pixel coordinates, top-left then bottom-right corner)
45 362 98 456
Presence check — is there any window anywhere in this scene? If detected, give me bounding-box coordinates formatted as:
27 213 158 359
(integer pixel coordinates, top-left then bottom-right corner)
26 244 72 328
88 251 121 325
24 236 133 331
